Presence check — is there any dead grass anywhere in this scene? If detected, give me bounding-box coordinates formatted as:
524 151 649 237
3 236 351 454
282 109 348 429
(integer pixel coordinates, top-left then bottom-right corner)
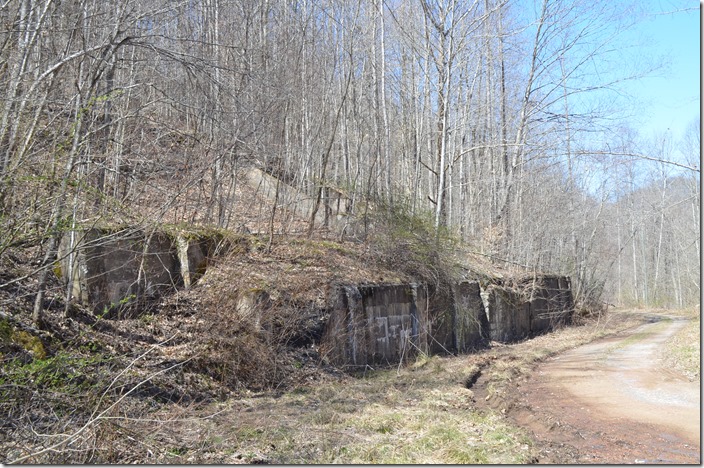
0 227 674 465
126 309 649 465
1 294 654 464
661 306 700 381
140 353 538 464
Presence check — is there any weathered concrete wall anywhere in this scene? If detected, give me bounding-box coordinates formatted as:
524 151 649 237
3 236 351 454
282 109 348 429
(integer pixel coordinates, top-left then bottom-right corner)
484 275 575 343
453 281 490 351
58 228 224 316
244 167 351 230
176 234 221 289
322 283 430 367
245 167 315 222
235 289 272 336
485 284 532 342
427 281 488 354
58 229 180 315
323 276 574 366
59 224 574 357
524 275 574 334
426 285 455 355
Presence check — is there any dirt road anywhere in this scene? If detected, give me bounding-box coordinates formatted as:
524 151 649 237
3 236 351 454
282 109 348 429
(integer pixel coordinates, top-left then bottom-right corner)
510 313 701 464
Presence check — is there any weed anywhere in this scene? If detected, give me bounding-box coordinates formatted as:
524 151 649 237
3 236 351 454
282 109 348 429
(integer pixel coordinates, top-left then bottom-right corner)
443 445 489 464
315 240 354 256
0 319 46 358
329 399 357 414
373 414 401 434
1 352 110 392
139 313 156 325
99 294 137 318
234 427 264 441
167 446 188 456
411 352 431 368
0 319 12 343
309 408 341 425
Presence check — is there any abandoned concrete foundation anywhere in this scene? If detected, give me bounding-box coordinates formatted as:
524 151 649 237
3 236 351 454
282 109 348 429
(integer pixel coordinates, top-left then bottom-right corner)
322 284 431 367
322 277 574 368
58 228 574 364
57 228 224 316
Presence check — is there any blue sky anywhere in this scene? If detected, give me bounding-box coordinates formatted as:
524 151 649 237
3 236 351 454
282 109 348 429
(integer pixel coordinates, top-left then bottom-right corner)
511 0 699 170
628 2 699 141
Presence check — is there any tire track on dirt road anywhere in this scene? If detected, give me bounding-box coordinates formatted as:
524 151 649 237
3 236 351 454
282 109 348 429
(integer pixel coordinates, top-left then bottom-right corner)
508 313 700 464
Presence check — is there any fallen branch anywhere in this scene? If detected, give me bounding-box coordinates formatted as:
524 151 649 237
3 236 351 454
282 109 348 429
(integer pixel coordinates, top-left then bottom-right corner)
6 334 192 464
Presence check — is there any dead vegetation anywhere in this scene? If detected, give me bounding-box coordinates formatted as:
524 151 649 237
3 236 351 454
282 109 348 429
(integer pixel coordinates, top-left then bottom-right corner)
0 205 665 464
108 309 647 465
660 306 701 381
0 228 439 463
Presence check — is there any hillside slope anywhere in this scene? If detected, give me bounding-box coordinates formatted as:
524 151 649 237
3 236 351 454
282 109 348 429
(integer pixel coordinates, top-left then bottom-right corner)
0 160 582 463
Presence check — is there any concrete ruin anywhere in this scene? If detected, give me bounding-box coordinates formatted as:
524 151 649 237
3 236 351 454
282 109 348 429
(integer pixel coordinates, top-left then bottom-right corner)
322 283 430 367
322 276 574 368
485 284 532 342
57 225 575 366
427 281 489 355
244 167 351 230
237 166 576 365
452 281 491 351
57 228 225 316
523 275 575 335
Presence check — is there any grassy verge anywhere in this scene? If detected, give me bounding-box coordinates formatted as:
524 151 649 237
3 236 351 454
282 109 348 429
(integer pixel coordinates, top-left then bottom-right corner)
169 356 538 464
661 307 700 381
141 308 649 464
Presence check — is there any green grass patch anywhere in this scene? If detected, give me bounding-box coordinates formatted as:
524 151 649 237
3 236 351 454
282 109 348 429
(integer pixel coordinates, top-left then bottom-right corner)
597 316 674 361
0 351 111 392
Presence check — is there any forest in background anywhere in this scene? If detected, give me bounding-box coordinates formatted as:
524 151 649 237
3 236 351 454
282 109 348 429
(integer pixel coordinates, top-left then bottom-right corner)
0 0 699 322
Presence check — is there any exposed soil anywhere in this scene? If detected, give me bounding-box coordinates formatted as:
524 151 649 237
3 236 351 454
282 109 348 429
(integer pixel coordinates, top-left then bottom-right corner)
499 312 701 464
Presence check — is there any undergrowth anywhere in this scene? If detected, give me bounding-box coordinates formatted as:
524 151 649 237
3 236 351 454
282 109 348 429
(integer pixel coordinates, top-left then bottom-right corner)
364 200 461 289
195 354 539 464
662 307 700 381
0 351 111 392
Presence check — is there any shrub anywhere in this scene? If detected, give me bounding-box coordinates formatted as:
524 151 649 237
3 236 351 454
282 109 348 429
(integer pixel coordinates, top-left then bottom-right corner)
363 199 460 290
